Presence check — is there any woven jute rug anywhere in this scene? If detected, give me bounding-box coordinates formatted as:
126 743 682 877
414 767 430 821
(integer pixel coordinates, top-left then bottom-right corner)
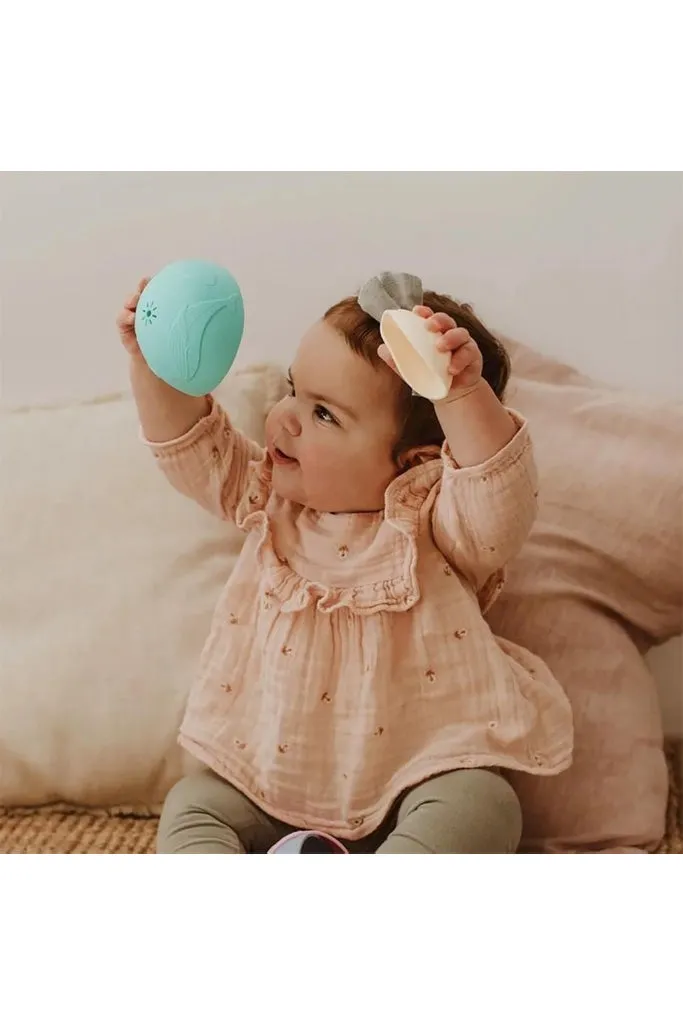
1 745 681 854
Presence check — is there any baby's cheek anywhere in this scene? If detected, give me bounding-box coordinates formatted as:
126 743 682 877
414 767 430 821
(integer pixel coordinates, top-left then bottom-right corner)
301 446 328 476
301 442 343 482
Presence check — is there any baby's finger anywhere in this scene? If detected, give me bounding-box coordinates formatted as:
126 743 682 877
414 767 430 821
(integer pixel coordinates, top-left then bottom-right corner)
426 312 457 333
436 327 471 352
117 310 136 330
123 278 151 312
413 305 434 320
448 340 479 375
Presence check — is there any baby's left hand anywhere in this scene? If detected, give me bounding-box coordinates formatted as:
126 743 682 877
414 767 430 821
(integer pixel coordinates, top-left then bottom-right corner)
414 305 483 397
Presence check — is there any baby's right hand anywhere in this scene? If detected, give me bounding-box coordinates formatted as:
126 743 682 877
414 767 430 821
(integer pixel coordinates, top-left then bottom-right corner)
116 277 151 357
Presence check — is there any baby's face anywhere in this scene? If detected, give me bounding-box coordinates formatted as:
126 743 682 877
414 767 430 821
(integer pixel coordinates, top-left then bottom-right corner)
265 320 401 512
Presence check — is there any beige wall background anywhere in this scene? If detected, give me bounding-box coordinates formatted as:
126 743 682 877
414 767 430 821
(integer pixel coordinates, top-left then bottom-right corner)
1 172 680 732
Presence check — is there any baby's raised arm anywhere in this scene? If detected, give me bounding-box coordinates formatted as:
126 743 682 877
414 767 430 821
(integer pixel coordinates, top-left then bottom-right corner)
118 279 210 441
117 279 264 522
431 401 538 604
397 307 537 605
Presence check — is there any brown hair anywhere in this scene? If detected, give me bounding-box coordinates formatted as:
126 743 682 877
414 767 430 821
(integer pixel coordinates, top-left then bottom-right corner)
324 289 511 467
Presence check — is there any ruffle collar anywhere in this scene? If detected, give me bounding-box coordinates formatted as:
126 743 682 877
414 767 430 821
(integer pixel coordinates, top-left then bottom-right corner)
235 453 443 615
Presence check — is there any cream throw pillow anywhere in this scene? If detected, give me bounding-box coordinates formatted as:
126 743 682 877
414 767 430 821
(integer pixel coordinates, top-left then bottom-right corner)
0 365 286 809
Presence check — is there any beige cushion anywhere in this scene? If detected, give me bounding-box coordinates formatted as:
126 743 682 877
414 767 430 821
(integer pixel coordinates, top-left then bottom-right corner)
0 365 286 809
487 338 682 851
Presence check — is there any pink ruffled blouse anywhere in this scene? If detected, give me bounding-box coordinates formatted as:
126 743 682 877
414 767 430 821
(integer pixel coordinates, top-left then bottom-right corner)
147 398 573 839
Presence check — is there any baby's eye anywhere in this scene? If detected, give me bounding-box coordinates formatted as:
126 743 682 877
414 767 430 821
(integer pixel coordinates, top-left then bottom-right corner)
314 404 337 425
286 378 296 397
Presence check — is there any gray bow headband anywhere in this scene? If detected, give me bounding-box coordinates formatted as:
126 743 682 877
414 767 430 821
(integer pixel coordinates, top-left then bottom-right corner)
358 272 423 321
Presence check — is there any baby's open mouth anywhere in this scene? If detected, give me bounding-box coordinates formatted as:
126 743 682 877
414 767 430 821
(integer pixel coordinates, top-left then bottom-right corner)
272 445 298 466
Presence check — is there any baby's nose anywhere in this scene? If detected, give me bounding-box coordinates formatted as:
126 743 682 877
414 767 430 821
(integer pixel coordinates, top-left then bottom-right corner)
282 405 301 436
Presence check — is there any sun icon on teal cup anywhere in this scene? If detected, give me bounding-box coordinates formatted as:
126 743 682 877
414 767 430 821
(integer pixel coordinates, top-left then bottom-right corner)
140 301 158 325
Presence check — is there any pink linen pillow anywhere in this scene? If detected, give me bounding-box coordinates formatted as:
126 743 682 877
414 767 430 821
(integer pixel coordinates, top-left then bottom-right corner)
486 338 682 851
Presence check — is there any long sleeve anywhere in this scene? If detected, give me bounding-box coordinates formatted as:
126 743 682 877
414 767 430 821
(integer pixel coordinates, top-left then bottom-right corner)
431 410 538 607
143 396 266 523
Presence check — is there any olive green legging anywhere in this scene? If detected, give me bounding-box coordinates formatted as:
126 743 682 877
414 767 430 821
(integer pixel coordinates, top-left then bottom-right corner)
157 767 522 854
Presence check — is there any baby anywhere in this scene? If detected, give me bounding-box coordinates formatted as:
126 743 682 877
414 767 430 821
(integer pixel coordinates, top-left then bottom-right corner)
117 271 573 854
